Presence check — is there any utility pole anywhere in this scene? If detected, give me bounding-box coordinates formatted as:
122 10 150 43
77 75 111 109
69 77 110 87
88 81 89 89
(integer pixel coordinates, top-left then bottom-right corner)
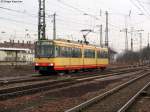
148 33 149 47
131 38 133 51
100 9 102 16
105 11 109 47
53 13 56 40
96 25 103 47
136 30 144 65
120 28 128 51
38 0 46 40
125 28 128 51
97 9 103 47
129 27 144 53
130 27 134 51
100 24 103 47
136 30 144 51
139 32 142 65
139 33 142 51
120 11 131 51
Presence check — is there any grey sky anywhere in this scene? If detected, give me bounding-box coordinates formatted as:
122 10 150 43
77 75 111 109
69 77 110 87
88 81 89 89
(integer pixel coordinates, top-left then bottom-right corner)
0 0 150 52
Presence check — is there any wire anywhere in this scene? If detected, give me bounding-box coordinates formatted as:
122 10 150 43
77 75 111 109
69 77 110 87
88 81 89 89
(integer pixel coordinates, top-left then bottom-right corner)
137 1 150 5
0 16 37 26
57 0 85 14
130 19 149 25
57 22 85 31
0 6 53 19
56 18 92 27
135 0 150 17
130 0 150 19
57 1 104 21
130 0 144 14
0 7 37 17
0 2 122 33
57 18 120 32
57 0 122 30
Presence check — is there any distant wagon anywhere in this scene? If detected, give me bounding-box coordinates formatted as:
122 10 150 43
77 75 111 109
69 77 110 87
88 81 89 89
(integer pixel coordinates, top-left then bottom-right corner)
34 39 109 74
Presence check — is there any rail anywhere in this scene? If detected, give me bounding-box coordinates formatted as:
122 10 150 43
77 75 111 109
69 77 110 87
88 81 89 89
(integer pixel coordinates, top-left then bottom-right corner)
65 71 150 112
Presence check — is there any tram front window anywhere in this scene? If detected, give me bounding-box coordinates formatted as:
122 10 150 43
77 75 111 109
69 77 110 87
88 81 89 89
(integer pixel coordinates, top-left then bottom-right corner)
35 41 54 58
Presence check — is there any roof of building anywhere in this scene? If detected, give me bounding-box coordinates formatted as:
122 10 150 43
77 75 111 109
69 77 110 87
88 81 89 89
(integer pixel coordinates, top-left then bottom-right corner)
0 41 34 50
0 47 31 51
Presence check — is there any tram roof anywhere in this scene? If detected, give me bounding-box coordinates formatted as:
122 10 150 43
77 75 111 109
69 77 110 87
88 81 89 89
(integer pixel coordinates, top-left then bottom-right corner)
36 39 108 49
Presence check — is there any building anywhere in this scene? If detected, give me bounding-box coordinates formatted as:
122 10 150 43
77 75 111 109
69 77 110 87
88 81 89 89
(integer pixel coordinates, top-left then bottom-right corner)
0 40 35 65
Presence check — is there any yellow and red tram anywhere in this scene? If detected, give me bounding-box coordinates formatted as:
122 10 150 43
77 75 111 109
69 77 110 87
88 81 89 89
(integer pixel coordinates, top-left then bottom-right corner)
34 39 109 74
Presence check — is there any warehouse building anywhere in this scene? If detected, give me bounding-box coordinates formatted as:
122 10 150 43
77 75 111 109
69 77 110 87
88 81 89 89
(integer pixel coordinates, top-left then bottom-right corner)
0 40 34 65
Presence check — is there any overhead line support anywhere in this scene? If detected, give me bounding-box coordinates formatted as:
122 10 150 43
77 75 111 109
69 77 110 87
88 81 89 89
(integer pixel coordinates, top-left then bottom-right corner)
38 0 46 40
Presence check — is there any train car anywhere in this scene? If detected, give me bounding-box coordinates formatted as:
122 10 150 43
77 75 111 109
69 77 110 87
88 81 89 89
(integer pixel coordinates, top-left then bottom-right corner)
34 39 109 74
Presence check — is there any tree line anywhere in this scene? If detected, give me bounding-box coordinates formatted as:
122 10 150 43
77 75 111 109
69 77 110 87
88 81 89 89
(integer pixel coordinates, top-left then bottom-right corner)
116 46 150 65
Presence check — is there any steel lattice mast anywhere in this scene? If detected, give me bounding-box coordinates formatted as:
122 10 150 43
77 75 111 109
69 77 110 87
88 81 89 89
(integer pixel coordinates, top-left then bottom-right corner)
38 0 46 40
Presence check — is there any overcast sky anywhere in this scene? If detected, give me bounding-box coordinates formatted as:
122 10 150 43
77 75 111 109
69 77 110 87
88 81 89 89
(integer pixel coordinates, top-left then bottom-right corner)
0 0 150 52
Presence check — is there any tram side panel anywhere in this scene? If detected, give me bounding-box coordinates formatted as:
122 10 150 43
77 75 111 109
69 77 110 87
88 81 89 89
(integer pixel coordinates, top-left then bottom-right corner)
83 46 97 69
53 45 70 71
70 46 83 70
97 48 109 69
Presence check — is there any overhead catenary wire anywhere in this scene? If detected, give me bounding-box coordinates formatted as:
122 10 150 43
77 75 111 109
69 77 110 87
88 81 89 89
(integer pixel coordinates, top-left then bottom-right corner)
0 6 54 19
0 16 37 26
56 16 120 33
0 6 95 28
0 6 37 17
130 0 150 20
0 4 122 32
57 18 93 27
0 0 128 44
137 1 150 5
0 5 89 29
57 0 86 14
57 0 122 30
135 0 150 17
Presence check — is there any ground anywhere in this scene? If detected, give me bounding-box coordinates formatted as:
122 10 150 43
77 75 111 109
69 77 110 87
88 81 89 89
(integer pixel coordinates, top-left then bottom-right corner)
0 65 35 78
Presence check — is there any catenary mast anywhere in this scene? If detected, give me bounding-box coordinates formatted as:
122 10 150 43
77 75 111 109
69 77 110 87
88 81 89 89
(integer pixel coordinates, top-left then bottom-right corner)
38 0 46 40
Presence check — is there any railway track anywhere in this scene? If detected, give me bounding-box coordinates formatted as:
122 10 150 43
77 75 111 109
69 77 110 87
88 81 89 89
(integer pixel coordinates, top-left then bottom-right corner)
65 70 150 112
0 67 145 101
0 65 145 86
0 75 57 85
117 81 150 112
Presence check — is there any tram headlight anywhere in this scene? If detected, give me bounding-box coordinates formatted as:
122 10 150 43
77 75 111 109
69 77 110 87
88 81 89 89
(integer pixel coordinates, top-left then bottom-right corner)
49 63 54 66
35 63 39 66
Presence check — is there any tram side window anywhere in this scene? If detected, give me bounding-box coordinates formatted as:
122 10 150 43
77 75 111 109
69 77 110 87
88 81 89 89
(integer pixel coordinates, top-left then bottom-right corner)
55 46 71 57
55 46 81 58
97 51 108 58
84 49 95 58
72 48 82 58
60 47 66 57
